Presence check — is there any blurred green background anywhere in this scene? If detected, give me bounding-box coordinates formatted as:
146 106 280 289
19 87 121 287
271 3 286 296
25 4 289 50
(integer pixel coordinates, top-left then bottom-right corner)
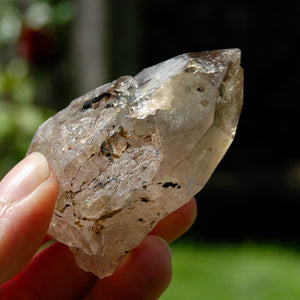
0 0 299 299
0 0 74 177
162 241 300 300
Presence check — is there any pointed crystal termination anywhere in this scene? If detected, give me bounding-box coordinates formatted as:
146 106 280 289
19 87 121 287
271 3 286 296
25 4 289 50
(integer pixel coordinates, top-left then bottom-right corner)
27 49 243 278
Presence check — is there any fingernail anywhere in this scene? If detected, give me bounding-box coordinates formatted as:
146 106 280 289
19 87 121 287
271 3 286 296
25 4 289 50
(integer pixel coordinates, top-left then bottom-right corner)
151 235 172 257
0 152 50 203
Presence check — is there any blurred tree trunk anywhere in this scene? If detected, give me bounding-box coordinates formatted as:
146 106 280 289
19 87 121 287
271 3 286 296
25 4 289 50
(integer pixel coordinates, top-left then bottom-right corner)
109 0 142 79
71 0 109 95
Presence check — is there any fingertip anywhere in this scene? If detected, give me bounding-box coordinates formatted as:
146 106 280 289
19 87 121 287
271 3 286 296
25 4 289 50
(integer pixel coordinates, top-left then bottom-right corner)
85 235 172 300
141 235 173 292
150 197 197 243
149 235 172 258
129 235 173 290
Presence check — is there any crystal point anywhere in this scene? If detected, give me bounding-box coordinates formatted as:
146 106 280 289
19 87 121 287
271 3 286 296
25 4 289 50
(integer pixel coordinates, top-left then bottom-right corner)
27 49 243 278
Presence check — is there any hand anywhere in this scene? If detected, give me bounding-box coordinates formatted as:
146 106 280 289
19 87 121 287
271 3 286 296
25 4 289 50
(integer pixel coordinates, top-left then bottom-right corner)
0 152 197 299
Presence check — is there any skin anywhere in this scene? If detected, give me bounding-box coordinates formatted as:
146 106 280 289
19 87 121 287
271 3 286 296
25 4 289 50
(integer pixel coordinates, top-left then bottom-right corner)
0 152 197 299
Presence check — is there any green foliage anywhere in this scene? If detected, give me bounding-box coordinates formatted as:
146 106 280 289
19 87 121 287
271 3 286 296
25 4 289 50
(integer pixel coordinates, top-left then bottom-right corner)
0 0 76 37
162 242 300 300
0 58 55 179
0 0 75 179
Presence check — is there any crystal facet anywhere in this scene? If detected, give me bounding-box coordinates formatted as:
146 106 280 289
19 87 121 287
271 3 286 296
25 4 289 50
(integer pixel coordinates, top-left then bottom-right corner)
27 49 243 278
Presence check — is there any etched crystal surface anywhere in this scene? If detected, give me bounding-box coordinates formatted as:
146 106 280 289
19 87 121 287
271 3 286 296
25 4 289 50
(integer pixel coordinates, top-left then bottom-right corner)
27 49 243 278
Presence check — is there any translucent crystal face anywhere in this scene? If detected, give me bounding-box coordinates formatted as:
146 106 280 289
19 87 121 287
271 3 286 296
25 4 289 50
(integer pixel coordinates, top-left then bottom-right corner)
27 49 243 278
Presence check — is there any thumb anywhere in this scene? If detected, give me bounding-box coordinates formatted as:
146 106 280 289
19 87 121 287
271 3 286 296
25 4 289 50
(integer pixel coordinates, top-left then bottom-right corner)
0 152 58 284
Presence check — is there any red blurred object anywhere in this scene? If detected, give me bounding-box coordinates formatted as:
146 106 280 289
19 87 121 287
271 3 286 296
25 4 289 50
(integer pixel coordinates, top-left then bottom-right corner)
17 26 55 65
